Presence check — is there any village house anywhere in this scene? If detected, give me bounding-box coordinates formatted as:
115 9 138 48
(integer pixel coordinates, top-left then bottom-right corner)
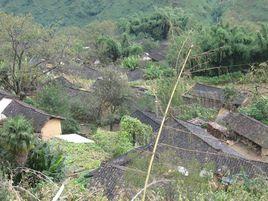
216 109 268 159
90 112 268 199
0 90 63 140
182 83 248 109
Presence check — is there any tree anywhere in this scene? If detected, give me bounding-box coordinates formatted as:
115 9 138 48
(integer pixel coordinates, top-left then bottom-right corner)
198 24 254 68
0 116 35 166
92 69 131 130
120 116 152 146
35 85 69 116
0 13 68 99
120 8 190 41
255 24 268 61
34 84 80 134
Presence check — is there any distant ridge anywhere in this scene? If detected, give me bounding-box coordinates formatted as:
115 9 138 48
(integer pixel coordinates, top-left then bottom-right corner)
0 0 267 26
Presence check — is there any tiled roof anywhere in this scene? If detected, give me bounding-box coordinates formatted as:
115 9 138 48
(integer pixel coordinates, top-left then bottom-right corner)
220 112 268 148
183 83 248 106
0 90 63 132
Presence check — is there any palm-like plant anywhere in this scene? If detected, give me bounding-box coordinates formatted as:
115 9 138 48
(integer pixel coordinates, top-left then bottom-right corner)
0 116 35 166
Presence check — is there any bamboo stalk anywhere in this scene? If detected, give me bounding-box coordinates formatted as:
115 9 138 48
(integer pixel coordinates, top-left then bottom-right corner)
141 46 193 201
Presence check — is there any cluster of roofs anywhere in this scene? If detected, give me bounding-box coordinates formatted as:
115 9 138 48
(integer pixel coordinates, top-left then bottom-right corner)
182 83 268 161
0 90 63 140
91 82 268 199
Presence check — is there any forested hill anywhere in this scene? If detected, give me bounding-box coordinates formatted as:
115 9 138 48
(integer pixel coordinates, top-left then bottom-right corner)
0 0 267 26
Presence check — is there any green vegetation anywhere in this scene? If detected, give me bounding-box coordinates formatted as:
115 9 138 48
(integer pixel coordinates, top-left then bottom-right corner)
176 104 218 122
195 72 245 85
145 63 174 80
34 85 80 133
93 117 153 157
51 138 109 172
240 97 268 125
91 69 131 130
120 7 190 40
122 56 140 70
0 13 60 99
169 24 268 75
92 129 133 157
120 115 153 146
156 78 188 108
96 36 121 62
27 141 65 181
0 1 267 200
0 116 34 165
1 0 267 27
223 85 238 109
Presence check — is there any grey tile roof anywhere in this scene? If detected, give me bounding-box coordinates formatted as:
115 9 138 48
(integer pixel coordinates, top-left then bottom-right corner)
174 119 243 157
147 41 168 61
0 90 63 132
183 83 248 106
221 112 268 148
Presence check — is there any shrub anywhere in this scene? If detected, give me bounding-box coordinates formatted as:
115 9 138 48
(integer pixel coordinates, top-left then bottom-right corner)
92 129 133 157
122 56 140 70
195 24 255 72
0 116 35 166
144 63 174 80
136 93 155 113
26 141 65 181
92 129 118 154
245 62 268 83
145 63 163 80
96 36 121 62
120 116 153 146
62 117 80 134
169 24 268 75
112 133 134 157
123 44 144 57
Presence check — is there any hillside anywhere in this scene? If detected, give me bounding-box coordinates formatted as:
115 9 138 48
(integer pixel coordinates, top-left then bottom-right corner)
222 0 268 26
0 0 267 26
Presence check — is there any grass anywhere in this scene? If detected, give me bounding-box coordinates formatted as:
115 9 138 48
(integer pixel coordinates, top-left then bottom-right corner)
32 130 116 200
175 104 218 122
194 72 245 85
51 137 110 174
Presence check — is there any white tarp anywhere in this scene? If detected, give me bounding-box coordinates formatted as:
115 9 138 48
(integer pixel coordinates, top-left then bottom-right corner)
0 98 12 114
55 134 94 144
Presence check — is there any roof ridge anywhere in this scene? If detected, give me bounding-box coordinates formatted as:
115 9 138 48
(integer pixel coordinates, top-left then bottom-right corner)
11 99 64 120
195 82 221 89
